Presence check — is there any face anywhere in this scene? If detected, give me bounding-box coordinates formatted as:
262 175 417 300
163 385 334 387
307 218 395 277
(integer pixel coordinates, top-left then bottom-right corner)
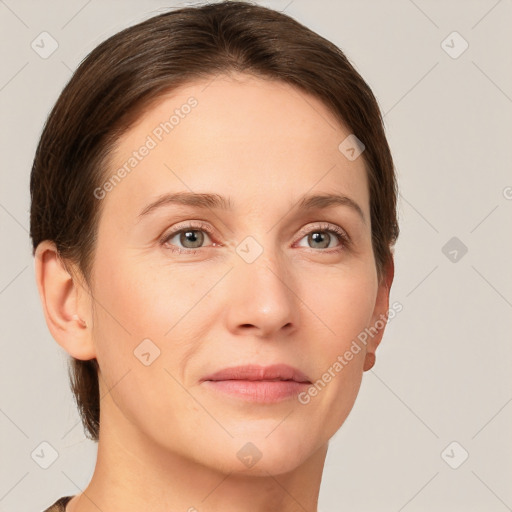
86 73 389 475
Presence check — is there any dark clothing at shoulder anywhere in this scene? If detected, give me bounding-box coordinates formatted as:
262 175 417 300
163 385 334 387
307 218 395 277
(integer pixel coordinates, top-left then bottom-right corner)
42 496 74 512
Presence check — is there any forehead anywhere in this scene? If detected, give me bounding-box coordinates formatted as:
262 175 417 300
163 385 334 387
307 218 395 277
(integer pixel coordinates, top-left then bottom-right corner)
101 73 369 222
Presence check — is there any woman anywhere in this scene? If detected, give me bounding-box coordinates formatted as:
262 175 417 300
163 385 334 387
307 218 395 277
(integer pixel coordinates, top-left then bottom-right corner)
31 1 398 510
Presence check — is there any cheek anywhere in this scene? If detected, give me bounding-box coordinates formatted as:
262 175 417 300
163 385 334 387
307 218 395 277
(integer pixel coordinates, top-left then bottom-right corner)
89 248 222 386
304 263 378 347
89 252 200 432
296 265 377 418
88 249 167 391
91 249 186 338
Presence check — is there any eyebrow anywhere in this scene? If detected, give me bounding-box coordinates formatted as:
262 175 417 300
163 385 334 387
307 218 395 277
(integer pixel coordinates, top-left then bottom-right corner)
137 191 365 223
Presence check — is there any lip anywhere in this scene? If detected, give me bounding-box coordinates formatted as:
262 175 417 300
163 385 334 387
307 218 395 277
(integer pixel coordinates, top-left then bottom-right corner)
201 364 311 383
201 364 312 403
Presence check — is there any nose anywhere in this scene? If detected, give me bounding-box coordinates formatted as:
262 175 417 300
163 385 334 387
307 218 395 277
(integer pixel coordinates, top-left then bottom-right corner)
225 248 300 338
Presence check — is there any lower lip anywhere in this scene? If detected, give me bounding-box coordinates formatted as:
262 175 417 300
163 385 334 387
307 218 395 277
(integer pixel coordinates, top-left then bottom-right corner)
203 380 310 402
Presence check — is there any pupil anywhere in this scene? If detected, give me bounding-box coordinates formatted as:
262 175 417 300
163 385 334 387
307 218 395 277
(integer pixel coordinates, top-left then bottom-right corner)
310 232 329 249
181 230 203 248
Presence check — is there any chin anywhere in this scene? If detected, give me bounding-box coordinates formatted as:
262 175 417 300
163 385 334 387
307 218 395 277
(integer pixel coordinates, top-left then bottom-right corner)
209 449 310 477
202 431 318 477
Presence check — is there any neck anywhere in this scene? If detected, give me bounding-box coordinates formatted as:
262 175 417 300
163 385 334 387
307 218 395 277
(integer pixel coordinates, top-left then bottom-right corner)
67 398 327 512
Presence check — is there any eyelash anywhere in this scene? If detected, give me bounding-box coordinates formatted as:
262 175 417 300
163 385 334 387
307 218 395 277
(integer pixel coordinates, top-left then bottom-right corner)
160 221 350 255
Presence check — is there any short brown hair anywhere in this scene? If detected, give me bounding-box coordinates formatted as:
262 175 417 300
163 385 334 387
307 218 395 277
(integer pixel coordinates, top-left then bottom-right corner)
30 0 399 441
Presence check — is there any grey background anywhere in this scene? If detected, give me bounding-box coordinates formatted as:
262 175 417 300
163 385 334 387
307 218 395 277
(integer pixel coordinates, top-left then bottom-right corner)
1 1 511 511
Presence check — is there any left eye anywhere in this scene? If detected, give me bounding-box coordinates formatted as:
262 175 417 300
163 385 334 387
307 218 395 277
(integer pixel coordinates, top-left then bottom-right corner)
296 228 346 250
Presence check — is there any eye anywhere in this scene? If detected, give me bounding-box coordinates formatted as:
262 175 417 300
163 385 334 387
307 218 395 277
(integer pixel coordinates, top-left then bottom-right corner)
160 221 215 254
295 223 349 252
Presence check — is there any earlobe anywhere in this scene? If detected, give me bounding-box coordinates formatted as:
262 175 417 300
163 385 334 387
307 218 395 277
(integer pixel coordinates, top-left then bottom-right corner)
363 352 375 371
34 241 96 360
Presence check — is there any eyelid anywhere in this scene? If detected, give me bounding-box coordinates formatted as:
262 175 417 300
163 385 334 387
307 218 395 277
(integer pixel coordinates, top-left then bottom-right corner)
160 220 216 246
295 222 350 244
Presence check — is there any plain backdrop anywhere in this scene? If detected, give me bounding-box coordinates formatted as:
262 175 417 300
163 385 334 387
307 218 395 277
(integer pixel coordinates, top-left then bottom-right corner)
1 1 511 511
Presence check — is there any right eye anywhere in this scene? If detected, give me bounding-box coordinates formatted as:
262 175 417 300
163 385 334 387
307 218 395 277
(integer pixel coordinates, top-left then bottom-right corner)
160 221 217 255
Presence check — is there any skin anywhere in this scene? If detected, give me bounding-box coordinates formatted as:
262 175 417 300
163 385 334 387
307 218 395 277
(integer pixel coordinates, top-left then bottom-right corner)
35 73 393 512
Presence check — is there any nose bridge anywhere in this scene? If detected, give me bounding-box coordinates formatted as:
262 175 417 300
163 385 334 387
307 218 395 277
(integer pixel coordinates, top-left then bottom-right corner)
226 232 299 335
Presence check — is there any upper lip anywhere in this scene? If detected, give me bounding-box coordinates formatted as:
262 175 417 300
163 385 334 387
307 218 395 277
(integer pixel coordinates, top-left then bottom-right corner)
201 364 311 383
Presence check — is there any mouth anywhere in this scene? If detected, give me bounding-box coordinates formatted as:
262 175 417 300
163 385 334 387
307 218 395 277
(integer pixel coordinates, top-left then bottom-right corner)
200 364 312 403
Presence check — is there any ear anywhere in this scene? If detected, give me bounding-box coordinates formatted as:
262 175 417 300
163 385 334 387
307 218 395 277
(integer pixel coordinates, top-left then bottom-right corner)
363 256 395 372
34 240 96 360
